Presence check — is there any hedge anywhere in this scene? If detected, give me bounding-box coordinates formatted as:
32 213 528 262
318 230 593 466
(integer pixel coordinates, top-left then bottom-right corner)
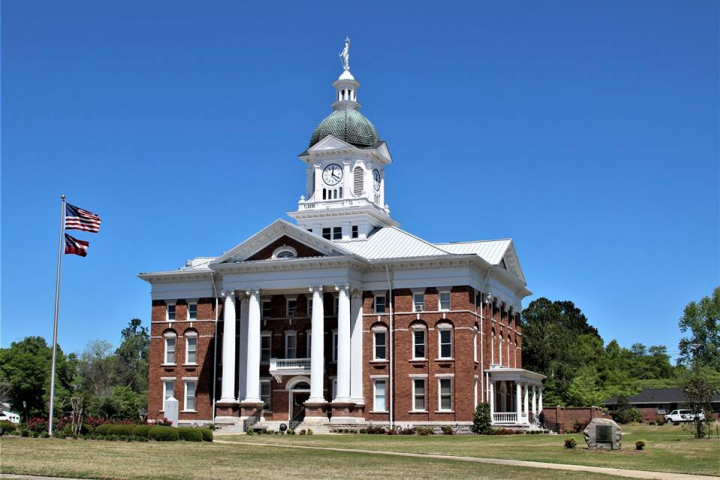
148 426 179 441
0 421 17 434
108 424 135 437
199 428 213 442
95 424 112 435
178 427 203 442
132 425 152 438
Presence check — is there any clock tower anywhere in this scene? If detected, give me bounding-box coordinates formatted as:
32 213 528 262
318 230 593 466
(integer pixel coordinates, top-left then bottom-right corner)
288 41 397 241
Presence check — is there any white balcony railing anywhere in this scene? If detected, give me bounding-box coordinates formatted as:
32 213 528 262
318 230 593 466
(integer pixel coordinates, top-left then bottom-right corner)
493 412 518 424
268 357 311 381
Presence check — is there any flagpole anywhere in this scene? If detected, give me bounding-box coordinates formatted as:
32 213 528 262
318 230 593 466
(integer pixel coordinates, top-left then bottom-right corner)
49 194 65 436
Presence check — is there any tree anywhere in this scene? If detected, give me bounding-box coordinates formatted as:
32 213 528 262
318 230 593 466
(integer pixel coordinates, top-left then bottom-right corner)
472 402 492 434
682 367 719 438
678 287 720 370
76 340 117 397
566 367 604 407
0 337 74 418
115 319 149 393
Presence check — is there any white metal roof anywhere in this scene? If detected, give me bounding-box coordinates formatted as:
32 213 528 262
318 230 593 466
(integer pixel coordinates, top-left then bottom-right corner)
435 240 512 265
336 227 451 260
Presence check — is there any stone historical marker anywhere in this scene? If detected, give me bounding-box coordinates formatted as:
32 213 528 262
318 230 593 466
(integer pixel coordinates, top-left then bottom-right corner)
583 418 621 450
163 396 179 427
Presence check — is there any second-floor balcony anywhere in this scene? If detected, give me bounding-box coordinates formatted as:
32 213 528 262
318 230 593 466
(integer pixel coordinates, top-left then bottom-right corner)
269 357 311 382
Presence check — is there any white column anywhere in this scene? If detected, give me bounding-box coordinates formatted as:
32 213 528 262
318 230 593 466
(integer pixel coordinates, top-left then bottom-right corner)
243 289 262 403
515 383 522 420
308 286 326 403
539 387 543 413
350 289 364 404
334 285 351 402
532 385 537 417
489 381 494 416
238 295 249 402
523 384 529 424
219 291 237 403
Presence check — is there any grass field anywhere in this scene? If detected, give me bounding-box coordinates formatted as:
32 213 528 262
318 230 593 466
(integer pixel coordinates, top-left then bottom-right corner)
0 437 623 480
222 424 720 477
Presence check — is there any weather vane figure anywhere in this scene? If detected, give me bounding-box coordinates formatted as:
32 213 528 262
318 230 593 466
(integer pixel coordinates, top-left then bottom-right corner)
339 37 351 71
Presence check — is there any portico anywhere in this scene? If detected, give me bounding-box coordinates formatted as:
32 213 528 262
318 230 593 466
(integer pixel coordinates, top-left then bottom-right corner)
486 368 545 427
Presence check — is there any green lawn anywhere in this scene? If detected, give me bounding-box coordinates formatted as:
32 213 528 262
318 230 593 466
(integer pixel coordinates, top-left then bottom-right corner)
0 437 622 480
222 424 720 477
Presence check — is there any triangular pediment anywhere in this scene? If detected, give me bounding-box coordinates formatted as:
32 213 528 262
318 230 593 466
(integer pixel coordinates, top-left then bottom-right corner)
308 134 354 152
211 219 355 265
500 242 526 284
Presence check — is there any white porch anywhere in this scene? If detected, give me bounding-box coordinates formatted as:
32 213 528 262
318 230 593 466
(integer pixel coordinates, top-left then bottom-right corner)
485 368 545 427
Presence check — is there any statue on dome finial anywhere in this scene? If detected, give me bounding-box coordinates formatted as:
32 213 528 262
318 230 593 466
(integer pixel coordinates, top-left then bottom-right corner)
339 37 351 71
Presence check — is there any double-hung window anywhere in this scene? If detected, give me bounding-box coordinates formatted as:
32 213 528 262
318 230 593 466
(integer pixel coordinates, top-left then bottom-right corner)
413 293 424 312
164 333 176 364
287 299 297 317
188 303 197 320
163 380 175 401
374 379 387 411
262 301 272 318
332 226 342 240
438 325 453 359
184 380 197 411
439 291 451 311
373 329 387 360
185 332 197 364
473 327 478 363
285 331 297 359
167 304 176 321
261 332 272 363
438 378 452 411
261 380 271 411
413 379 426 411
375 295 386 314
412 328 426 359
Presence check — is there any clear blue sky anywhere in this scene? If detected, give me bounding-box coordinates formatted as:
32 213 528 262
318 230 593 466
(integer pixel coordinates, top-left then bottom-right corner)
2 1 718 360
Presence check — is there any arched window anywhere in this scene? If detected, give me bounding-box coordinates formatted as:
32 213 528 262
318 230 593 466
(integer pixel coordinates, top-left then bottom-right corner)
272 245 297 260
353 166 364 196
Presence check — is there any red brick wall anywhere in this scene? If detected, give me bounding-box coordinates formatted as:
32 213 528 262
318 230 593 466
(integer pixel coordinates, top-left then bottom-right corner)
542 406 603 433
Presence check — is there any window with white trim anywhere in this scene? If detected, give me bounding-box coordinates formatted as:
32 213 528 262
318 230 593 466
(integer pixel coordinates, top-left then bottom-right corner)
164 333 176 364
333 226 342 240
438 325 453 359
307 299 313 317
287 299 297 317
188 303 197 320
375 295 386 314
332 331 338 363
261 332 272 363
499 333 503 365
261 379 271 411
322 227 331 240
262 300 272 318
413 293 424 312
373 329 387 360
185 332 197 364
439 291 451 311
285 331 297 359
305 331 312 357
491 329 495 364
473 327 478 363
167 304 176 321
351 225 359 239
438 378 452 411
412 328 426 360
184 380 197 411
374 379 387 411
474 377 478 407
413 379 426 411
163 380 175 401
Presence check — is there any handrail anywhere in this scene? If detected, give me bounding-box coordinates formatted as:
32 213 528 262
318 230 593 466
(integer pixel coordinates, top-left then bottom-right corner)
289 406 305 431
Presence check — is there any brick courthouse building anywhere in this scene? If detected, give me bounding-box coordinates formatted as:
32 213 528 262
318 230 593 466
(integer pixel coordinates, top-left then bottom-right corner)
139 49 544 431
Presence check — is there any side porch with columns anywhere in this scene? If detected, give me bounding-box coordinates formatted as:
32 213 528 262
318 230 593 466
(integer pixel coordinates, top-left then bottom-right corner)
485 368 545 428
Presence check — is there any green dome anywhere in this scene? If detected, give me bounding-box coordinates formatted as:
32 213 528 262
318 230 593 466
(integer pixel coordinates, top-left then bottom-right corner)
309 109 380 148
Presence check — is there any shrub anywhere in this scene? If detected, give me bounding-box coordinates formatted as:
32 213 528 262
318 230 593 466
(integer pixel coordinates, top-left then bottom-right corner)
400 427 415 435
286 429 294 435
307 429 313 435
157 417 173 427
636 440 646 450
299 429 306 436
178 427 203 442
149 426 179 441
108 424 135 438
54 431 66 439
366 426 385 435
95 424 112 436
472 403 493 435
0 420 17 434
246 428 254 435
564 438 577 449
573 421 589 433
656 418 666 426
63 426 73 435
414 426 434 436
21 429 30 437
198 428 213 442
441 426 454 435
133 425 152 438
40 431 49 438
25 418 48 433
265 429 274 435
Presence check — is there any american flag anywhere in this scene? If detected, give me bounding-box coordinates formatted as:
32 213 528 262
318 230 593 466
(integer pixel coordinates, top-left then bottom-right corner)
64 233 89 257
65 203 101 233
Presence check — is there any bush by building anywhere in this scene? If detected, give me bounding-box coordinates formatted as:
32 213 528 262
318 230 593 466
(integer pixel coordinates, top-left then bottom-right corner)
148 425 179 441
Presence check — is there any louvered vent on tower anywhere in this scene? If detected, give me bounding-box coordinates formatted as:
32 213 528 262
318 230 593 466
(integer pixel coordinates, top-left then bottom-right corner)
353 166 364 196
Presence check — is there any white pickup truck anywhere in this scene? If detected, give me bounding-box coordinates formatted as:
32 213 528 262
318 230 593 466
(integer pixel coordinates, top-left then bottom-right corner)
664 409 705 423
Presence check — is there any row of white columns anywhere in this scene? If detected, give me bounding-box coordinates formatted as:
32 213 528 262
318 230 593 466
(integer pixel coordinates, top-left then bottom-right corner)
219 286 364 408
488 380 543 425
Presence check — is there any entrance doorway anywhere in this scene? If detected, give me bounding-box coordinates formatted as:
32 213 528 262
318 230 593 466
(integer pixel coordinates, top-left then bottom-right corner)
288 379 311 423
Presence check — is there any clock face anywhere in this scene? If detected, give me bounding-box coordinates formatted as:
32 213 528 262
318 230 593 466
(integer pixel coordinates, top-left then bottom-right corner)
322 163 343 186
373 169 381 191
